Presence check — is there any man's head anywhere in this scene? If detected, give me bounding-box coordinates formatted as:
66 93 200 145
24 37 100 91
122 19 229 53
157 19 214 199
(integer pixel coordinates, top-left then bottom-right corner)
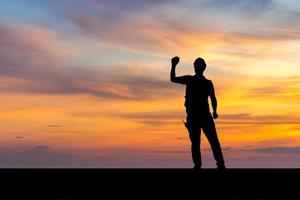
193 57 206 75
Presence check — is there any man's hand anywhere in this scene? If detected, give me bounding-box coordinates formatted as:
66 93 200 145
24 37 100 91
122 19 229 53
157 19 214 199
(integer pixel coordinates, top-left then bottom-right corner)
171 56 180 67
213 112 219 119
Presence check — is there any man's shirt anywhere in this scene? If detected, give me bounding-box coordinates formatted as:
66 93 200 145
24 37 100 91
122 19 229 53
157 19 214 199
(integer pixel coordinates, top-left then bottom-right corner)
174 75 214 114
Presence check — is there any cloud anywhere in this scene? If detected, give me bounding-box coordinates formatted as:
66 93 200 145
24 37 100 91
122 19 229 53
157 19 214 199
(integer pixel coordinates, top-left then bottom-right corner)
222 147 233 151
249 86 286 96
0 146 79 167
73 110 300 127
150 150 189 154
72 110 185 127
219 121 300 125
225 154 300 168
0 20 70 79
135 120 176 126
69 3 240 58
48 125 61 128
1 144 300 168
118 111 185 126
117 111 183 120
221 113 252 119
219 113 300 125
0 21 182 101
285 126 300 131
240 77 300 105
0 146 194 168
30 145 50 152
194 0 300 41
259 135 298 145
72 14 200 54
221 113 292 121
85 0 175 10
251 146 300 155
2 2 298 103
69 0 300 57
202 0 273 10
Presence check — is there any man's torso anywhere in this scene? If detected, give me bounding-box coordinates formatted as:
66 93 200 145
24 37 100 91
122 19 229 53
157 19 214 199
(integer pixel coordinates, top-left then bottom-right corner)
184 75 211 114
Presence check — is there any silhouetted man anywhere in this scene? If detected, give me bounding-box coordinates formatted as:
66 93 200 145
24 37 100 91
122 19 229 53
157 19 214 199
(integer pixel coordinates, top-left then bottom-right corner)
170 56 225 170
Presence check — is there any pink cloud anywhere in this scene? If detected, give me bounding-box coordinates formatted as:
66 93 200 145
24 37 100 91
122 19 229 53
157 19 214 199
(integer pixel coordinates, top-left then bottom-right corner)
0 20 182 100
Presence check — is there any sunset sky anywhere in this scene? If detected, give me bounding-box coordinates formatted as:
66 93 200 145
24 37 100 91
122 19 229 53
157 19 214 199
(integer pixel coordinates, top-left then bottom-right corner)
1 0 300 167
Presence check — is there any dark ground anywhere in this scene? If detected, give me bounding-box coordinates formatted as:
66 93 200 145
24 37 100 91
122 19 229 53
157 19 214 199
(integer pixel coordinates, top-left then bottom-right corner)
1 169 300 199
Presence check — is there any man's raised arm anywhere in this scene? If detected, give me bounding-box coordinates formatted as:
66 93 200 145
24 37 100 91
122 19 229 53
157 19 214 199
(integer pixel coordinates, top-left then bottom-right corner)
170 56 180 83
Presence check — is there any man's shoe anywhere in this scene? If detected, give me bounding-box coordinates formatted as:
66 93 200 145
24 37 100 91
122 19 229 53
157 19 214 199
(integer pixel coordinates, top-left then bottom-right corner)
193 165 202 171
217 164 226 170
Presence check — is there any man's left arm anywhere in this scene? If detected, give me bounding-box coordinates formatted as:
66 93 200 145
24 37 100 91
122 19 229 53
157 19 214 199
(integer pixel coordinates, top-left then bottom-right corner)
209 81 218 119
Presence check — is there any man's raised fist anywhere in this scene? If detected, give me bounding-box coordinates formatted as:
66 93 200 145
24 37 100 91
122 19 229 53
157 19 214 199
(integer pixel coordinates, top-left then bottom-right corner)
171 56 180 66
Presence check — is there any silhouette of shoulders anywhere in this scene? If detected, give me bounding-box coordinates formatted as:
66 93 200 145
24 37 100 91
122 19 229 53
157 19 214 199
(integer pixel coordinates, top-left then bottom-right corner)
176 75 212 84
